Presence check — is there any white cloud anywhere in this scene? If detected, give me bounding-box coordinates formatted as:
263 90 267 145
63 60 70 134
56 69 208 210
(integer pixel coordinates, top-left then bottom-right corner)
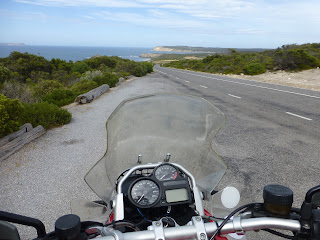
14 0 147 8
0 9 48 21
12 0 320 38
93 9 204 30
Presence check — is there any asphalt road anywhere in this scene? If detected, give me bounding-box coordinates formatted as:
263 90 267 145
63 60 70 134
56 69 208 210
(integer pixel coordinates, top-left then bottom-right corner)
154 66 320 239
1 67 319 240
154 66 320 204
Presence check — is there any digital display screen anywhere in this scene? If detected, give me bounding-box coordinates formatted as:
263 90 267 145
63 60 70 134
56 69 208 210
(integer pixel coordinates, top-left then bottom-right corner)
165 188 189 203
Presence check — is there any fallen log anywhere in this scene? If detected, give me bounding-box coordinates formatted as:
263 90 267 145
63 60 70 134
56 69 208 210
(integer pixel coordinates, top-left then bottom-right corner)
0 125 46 162
0 123 33 148
116 77 125 87
75 84 110 104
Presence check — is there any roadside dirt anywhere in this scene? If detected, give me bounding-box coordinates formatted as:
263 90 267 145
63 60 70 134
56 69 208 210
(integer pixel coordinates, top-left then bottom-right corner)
228 68 320 92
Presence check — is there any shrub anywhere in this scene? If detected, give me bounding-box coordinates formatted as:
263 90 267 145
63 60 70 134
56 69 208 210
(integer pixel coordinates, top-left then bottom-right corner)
93 72 119 87
0 64 13 84
274 49 320 70
70 79 98 95
243 63 266 75
132 64 147 77
81 70 103 81
29 71 50 83
51 70 78 85
84 56 117 69
20 102 72 129
32 80 64 99
2 52 52 82
115 71 131 78
0 80 35 103
72 61 90 74
140 62 153 73
42 88 76 107
0 94 25 137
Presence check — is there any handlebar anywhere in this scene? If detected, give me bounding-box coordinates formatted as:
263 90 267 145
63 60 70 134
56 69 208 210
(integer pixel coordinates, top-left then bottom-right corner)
91 216 301 240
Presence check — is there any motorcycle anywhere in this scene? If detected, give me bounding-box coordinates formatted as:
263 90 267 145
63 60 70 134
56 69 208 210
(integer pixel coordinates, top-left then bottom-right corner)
1 94 320 240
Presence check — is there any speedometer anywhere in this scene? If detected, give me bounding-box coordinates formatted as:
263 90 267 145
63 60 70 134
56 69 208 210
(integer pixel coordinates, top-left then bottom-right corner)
155 164 178 181
130 179 160 207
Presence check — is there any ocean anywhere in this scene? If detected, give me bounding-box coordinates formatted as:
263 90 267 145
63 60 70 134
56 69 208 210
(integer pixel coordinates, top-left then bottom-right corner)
0 45 155 62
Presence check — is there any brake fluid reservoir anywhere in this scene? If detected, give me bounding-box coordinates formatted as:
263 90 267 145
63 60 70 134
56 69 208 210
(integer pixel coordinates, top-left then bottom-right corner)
263 184 293 216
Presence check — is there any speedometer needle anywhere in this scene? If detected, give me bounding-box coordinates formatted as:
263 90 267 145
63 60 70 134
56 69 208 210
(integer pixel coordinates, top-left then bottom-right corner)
137 194 145 203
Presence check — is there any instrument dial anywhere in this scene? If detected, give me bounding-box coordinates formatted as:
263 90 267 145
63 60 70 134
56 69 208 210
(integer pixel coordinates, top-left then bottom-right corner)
155 164 178 181
130 179 160 207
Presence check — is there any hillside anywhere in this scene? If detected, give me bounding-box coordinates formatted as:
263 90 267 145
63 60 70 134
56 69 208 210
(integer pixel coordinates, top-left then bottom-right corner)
153 46 268 53
163 43 320 75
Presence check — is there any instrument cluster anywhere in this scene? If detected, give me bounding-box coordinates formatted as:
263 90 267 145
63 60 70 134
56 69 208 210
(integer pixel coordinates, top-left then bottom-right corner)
125 164 192 208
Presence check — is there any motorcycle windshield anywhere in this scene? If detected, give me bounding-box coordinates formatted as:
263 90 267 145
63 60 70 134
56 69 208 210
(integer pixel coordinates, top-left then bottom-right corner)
85 94 227 204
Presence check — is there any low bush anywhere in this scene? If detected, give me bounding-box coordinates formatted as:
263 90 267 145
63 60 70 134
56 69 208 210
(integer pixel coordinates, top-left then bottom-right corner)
0 94 25 137
82 70 103 80
243 63 266 75
93 72 119 87
0 94 72 137
20 102 72 129
42 88 76 107
0 64 13 84
32 80 64 99
140 62 153 73
132 64 148 77
70 79 98 95
274 49 320 70
115 71 131 78
0 80 36 103
72 61 90 74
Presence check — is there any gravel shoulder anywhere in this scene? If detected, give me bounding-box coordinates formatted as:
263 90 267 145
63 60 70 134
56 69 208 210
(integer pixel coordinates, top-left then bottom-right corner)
227 68 320 92
0 73 177 239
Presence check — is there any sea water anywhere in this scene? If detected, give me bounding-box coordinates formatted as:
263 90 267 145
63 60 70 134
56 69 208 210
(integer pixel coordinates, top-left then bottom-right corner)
0 45 154 62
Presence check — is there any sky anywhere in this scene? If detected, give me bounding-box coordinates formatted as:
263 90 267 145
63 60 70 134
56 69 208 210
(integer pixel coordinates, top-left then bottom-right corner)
0 0 320 48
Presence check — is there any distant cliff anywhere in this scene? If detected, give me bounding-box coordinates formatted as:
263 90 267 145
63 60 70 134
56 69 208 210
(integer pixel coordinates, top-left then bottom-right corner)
0 43 26 46
140 53 163 58
153 46 194 52
153 46 269 53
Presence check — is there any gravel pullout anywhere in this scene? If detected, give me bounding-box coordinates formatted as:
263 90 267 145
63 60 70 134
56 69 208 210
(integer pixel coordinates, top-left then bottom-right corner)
0 73 178 239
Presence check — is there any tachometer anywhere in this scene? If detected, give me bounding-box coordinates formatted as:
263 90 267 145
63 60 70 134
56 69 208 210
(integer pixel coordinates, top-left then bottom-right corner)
130 179 160 207
155 164 178 181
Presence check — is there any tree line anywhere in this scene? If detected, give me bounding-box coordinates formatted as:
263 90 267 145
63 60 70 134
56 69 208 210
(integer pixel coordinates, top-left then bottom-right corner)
163 43 320 75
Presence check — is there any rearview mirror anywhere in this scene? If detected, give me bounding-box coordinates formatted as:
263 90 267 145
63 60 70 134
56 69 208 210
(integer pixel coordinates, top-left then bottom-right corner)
0 221 20 240
312 192 320 208
306 185 320 207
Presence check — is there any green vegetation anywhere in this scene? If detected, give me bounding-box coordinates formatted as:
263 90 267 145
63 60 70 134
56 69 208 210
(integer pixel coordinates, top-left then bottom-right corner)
0 94 24 137
0 52 153 137
163 43 320 75
20 101 72 130
0 94 71 137
156 46 268 53
151 53 212 63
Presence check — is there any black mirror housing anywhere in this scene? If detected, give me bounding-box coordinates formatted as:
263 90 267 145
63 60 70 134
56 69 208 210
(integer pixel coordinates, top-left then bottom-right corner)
0 220 20 240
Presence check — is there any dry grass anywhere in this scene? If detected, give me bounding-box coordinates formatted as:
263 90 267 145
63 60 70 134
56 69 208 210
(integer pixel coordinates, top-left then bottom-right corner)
228 68 320 92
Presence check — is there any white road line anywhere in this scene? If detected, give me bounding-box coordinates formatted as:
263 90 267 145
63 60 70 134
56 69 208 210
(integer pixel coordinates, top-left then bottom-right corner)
228 94 242 99
176 77 179 79
171 69 320 99
200 85 208 89
185 80 190 83
286 112 312 121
